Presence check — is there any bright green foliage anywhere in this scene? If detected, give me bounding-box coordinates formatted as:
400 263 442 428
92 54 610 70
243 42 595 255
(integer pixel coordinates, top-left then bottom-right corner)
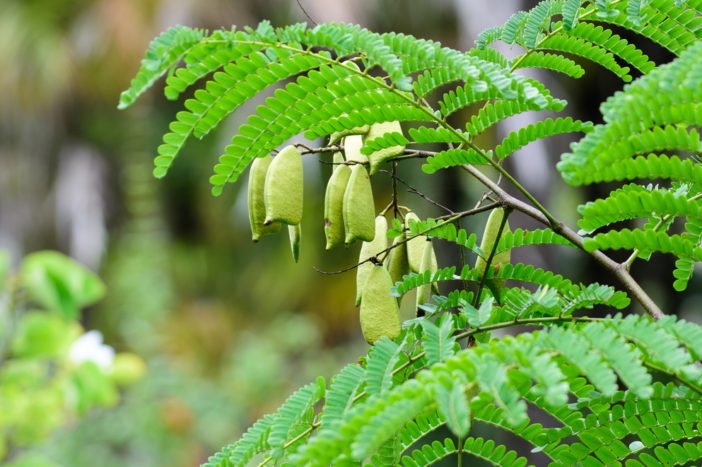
122 2 702 466
513 51 585 77
494 117 593 160
560 39 702 290
20 251 105 320
495 228 578 253
466 95 567 136
118 25 206 109
421 317 457 365
209 315 702 466
422 148 488 173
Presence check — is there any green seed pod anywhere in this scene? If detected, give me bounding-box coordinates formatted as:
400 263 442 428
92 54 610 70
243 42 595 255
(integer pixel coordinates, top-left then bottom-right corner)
324 157 352 250
343 165 376 245
416 239 437 310
385 232 410 284
356 216 388 306
288 223 301 263
366 121 405 175
360 265 401 344
264 145 303 225
475 208 511 289
405 212 425 273
344 134 367 164
248 155 282 242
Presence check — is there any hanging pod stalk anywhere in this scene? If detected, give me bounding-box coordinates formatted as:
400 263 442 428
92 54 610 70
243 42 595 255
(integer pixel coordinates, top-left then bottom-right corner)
356 216 388 306
343 165 376 245
323 152 352 250
359 265 401 344
264 145 303 225
248 155 282 242
366 121 405 175
288 223 302 263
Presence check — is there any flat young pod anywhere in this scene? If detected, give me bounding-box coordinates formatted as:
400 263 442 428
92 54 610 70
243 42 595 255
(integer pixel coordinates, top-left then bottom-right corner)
356 216 388 306
359 265 401 344
405 212 425 273
324 156 352 250
343 165 376 245
366 121 405 175
416 239 437 310
344 135 367 164
248 155 282 241
288 223 301 263
385 233 410 284
475 208 511 290
264 145 303 225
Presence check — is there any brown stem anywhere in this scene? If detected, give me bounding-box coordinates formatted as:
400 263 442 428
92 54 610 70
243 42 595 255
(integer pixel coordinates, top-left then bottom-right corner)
460 164 665 320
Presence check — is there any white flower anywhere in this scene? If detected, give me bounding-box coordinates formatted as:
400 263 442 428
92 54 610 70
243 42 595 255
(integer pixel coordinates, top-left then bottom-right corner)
68 330 115 370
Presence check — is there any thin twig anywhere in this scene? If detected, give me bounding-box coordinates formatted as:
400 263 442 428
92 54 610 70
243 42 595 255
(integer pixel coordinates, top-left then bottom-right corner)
388 149 437 161
378 169 454 214
295 0 318 26
295 144 341 155
314 203 499 275
391 161 400 218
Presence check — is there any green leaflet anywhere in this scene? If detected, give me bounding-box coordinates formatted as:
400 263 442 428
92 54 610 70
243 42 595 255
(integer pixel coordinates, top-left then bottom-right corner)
366 337 404 395
494 117 594 160
118 26 206 109
421 317 456 365
538 33 633 81
562 0 583 31
365 121 405 174
422 148 489 174
268 380 325 458
578 187 702 233
203 414 275 467
320 364 366 429
512 51 586 78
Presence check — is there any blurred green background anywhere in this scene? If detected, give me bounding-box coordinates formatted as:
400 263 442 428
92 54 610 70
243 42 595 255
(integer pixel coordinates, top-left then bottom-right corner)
1 0 700 465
